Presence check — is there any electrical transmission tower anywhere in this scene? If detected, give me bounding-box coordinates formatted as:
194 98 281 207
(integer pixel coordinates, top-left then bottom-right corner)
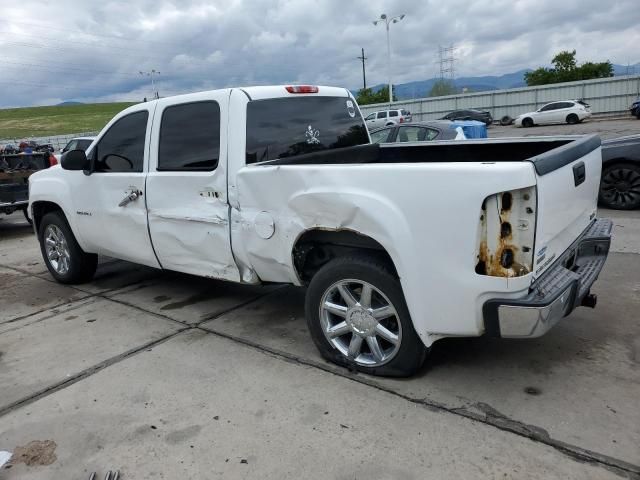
437 45 456 80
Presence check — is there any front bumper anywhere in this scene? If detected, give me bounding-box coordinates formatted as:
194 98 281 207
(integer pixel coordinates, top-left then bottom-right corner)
483 218 612 338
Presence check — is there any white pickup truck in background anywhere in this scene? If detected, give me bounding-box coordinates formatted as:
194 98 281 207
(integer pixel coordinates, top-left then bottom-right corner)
28 85 612 376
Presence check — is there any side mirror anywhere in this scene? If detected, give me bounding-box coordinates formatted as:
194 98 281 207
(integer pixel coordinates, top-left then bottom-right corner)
61 149 89 171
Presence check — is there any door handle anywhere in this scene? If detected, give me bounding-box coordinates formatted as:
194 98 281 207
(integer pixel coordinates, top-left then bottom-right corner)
118 189 142 207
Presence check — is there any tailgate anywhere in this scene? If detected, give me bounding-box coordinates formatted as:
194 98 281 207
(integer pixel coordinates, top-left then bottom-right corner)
530 135 602 278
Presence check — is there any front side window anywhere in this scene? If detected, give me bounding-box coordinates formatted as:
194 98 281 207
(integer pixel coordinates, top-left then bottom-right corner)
158 101 220 171
76 139 93 151
246 96 369 164
365 113 375 121
93 111 148 172
369 128 391 144
63 140 78 153
540 103 559 112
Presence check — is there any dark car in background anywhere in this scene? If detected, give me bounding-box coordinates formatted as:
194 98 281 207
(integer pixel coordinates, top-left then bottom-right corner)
440 108 493 126
630 98 640 119
369 121 460 144
599 135 640 210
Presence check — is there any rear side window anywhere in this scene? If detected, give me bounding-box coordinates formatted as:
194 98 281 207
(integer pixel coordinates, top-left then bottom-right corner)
377 111 387 119
94 111 148 172
389 110 398 117
246 96 369 164
158 101 220 171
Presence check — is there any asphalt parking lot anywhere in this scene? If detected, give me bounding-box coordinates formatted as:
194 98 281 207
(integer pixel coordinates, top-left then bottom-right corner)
1 121 639 479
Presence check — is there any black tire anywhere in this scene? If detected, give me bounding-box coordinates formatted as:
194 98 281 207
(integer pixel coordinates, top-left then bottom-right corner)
22 208 33 225
566 113 579 124
522 117 534 128
599 163 640 210
38 211 97 283
500 115 513 126
305 255 428 377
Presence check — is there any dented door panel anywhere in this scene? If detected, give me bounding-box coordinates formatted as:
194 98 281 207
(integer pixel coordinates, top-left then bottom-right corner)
145 90 241 281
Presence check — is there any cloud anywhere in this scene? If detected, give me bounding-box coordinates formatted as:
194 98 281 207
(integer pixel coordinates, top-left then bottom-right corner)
0 0 638 107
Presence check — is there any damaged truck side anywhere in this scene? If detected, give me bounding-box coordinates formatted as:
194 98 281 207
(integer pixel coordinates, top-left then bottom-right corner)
28 85 612 376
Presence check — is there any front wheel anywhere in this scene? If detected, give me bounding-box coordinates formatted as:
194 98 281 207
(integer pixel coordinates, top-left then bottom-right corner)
305 255 428 377
521 117 534 128
38 211 98 283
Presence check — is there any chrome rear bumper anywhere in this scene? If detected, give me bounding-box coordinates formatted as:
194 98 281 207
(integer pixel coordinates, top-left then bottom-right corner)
483 218 612 338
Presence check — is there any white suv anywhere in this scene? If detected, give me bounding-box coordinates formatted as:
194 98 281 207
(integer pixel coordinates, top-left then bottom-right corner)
515 100 591 127
364 109 412 128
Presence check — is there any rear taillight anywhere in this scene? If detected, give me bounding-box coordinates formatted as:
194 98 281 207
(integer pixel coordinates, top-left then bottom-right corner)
399 117 404 123
48 154 58 166
475 186 537 278
285 85 319 94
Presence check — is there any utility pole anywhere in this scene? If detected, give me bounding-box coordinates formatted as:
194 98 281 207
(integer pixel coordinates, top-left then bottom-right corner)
357 48 367 90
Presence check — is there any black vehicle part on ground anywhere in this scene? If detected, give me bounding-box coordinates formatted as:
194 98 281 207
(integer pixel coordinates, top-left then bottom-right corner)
305 254 428 377
38 211 98 284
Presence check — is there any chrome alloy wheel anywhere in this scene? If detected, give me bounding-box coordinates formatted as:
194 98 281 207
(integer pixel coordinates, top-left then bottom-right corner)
319 279 402 367
44 224 71 275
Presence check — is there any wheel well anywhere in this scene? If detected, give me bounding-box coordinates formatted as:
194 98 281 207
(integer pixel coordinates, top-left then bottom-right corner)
32 201 63 233
292 229 397 283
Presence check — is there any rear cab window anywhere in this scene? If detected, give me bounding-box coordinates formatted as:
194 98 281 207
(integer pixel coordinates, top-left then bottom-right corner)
246 96 369 164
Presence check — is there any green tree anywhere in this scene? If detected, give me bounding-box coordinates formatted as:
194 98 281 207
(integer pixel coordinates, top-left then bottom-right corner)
428 79 457 97
356 85 397 105
524 50 613 86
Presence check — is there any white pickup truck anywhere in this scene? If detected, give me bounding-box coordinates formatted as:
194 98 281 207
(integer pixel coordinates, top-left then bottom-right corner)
28 85 612 376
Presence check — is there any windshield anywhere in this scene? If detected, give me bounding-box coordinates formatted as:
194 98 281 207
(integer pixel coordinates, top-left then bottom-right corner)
246 96 369 164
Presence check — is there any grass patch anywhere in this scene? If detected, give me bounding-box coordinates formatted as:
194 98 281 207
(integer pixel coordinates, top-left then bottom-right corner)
0 102 135 139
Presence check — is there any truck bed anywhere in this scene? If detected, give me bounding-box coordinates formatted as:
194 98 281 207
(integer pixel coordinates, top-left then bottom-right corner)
260 135 600 176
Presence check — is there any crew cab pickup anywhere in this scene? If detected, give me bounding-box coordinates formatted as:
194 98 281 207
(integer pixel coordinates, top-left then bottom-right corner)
28 85 612 376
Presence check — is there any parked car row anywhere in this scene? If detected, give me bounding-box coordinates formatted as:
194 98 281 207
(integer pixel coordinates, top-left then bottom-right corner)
363 100 638 211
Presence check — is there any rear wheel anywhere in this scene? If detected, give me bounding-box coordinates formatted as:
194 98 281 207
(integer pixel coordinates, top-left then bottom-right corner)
566 113 579 124
38 211 97 283
522 117 534 128
305 255 428 377
599 163 640 210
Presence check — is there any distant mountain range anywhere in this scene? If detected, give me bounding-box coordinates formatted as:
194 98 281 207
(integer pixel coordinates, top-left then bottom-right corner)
365 63 640 100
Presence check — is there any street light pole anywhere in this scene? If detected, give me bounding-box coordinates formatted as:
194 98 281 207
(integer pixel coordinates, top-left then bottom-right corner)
373 13 405 105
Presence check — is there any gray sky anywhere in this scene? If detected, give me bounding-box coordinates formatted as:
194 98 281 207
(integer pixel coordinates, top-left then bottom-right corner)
1 0 638 107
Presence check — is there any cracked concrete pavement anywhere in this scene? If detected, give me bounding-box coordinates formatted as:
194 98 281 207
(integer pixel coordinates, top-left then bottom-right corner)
1 174 639 477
